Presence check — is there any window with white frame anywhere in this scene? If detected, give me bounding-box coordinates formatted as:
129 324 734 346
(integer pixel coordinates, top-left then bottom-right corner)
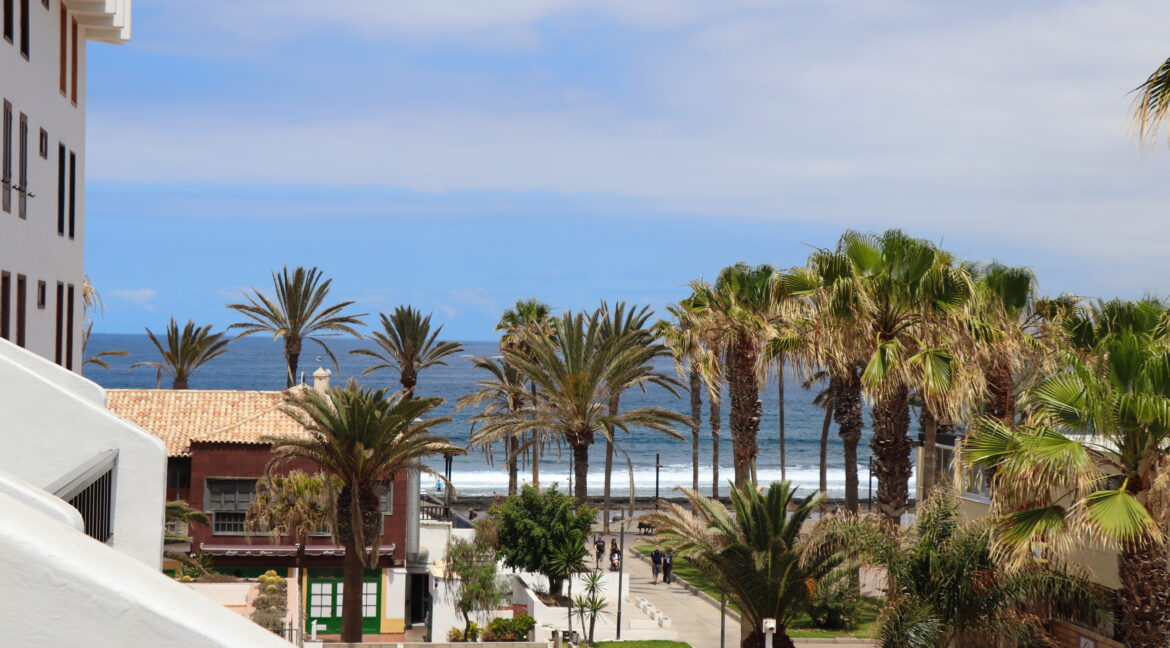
964 464 992 500
380 482 393 515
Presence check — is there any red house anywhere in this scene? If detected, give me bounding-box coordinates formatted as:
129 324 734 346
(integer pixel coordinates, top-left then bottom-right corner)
108 381 430 639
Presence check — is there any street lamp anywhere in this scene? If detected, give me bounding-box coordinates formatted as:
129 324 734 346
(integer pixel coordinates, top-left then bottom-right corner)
616 517 626 639
654 453 662 509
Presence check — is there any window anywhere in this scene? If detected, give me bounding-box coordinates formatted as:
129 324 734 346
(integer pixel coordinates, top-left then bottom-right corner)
17 112 26 218
36 280 44 308
65 282 73 369
15 274 25 347
70 17 77 105
19 0 27 58
380 482 394 515
3 0 12 43
58 6 64 95
41 0 46 9
2 100 11 213
67 150 74 238
0 271 9 341
933 446 954 487
965 464 992 500
55 143 63 234
207 479 256 534
53 281 62 363
38 128 46 158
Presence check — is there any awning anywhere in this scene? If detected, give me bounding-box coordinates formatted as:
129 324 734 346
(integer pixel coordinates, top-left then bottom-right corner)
199 543 396 558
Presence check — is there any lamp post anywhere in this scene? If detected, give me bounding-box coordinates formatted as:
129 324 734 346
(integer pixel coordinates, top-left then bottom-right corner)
867 456 873 512
616 517 626 639
443 453 453 517
654 453 661 509
720 591 726 648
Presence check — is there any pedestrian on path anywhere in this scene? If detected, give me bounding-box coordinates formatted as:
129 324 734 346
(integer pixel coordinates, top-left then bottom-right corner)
594 535 605 568
662 550 674 584
650 547 663 584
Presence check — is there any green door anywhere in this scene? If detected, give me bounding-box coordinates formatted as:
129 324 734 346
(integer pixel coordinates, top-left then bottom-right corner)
307 577 381 635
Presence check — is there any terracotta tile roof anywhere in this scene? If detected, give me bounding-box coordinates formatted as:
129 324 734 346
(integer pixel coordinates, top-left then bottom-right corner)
106 388 313 457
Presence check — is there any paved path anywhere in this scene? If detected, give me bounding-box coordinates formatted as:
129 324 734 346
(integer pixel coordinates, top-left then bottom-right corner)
611 541 875 648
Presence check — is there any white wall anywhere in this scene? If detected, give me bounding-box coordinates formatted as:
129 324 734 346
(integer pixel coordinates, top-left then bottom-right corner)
0 338 166 566
0 477 293 648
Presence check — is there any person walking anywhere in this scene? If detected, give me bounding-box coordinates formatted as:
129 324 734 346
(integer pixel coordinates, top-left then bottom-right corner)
650 547 663 585
662 550 674 584
594 535 606 568
609 539 621 572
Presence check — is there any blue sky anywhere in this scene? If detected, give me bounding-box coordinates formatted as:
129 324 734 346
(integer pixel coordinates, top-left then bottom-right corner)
84 0 1170 340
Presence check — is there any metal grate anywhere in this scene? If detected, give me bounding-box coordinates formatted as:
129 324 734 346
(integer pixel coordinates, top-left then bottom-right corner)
69 469 113 543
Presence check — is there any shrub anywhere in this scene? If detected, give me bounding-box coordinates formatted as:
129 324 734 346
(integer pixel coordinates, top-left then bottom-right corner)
195 572 240 583
447 622 480 642
485 614 537 641
806 581 861 630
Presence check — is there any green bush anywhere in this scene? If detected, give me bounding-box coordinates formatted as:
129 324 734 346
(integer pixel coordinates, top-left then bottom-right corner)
484 614 536 641
805 582 861 630
448 621 481 642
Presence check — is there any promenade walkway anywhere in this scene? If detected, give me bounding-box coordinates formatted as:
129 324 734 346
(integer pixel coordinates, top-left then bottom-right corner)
613 541 875 648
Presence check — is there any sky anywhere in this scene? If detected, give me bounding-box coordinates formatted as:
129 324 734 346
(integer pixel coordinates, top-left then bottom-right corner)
84 0 1170 340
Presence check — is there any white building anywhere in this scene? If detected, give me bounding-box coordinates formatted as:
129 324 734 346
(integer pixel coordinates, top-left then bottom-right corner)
0 0 127 368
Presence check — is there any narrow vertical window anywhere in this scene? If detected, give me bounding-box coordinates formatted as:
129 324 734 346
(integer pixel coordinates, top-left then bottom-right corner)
3 0 13 43
15 274 25 347
56 143 64 234
38 128 47 158
68 150 75 238
54 281 63 363
36 280 45 309
19 0 27 58
65 283 74 369
0 271 10 341
70 18 77 105
58 6 65 95
18 112 27 218
2 101 10 214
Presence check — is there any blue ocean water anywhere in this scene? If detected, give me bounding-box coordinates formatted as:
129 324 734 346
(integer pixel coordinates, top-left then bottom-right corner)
85 334 876 498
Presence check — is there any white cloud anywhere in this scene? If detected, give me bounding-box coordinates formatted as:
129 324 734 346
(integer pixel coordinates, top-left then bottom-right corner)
109 289 158 312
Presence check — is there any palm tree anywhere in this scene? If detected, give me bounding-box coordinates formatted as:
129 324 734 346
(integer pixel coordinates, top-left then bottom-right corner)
597 301 678 532
648 481 838 648
228 266 366 388
812 231 974 524
131 318 230 389
1132 55 1170 148
245 470 335 582
659 303 704 494
273 385 464 642
350 306 463 398
497 298 557 489
965 300 1170 648
164 500 211 573
686 263 787 488
79 276 129 369
809 494 1103 647
459 356 529 495
471 310 687 499
82 321 129 369
801 370 833 495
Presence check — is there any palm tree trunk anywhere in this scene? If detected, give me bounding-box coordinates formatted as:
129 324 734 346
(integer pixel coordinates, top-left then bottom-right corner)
690 362 702 493
532 435 540 490
778 360 786 482
400 369 417 400
284 337 302 389
711 397 721 500
341 535 365 642
921 408 938 501
832 369 863 514
173 375 189 390
729 336 762 488
573 440 590 500
819 394 832 495
1119 536 1170 648
871 384 911 526
507 435 518 496
985 354 1014 423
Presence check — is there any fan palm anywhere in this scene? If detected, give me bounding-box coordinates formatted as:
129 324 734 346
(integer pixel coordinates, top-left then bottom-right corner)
809 493 1103 648
648 481 836 648
272 385 464 642
459 356 529 495
597 301 678 531
228 266 366 388
965 301 1170 647
246 470 336 579
131 318 230 389
497 298 557 489
812 230 974 524
350 306 463 398
686 263 788 488
1132 55 1170 148
471 310 688 499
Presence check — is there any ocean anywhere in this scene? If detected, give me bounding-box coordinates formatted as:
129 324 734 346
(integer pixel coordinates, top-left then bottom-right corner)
85 333 880 499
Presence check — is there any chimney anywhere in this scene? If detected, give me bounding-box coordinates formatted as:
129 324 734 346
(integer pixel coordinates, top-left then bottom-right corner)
312 367 331 393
